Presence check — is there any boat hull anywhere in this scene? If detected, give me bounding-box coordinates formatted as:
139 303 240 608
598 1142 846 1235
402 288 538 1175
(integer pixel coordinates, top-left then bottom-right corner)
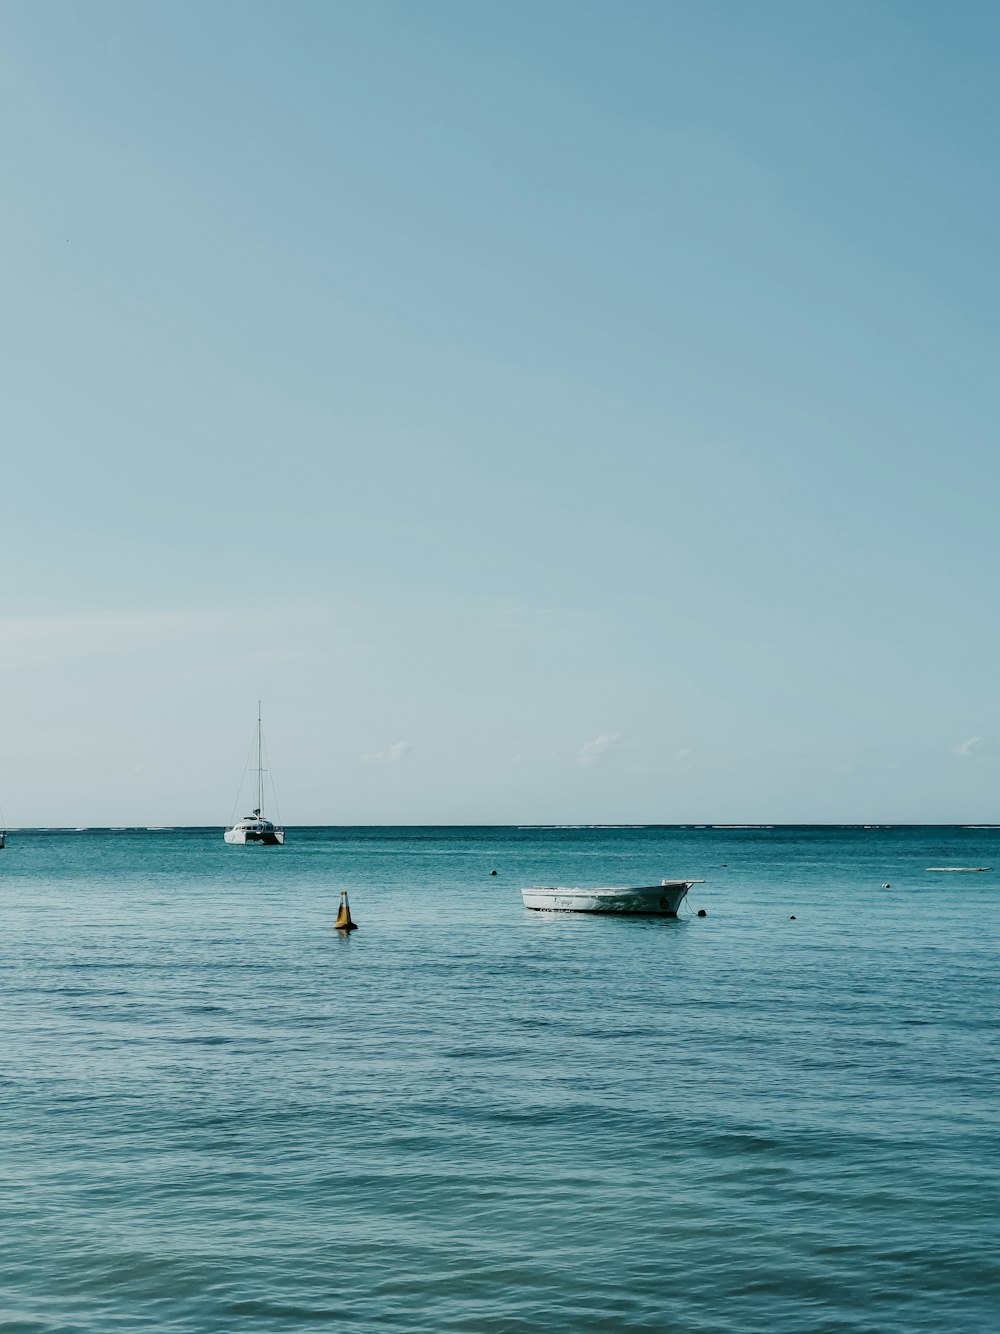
521 881 697 916
224 827 284 845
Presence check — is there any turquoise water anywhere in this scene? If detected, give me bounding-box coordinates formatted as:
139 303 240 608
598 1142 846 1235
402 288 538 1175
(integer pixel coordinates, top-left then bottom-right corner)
2 825 998 1332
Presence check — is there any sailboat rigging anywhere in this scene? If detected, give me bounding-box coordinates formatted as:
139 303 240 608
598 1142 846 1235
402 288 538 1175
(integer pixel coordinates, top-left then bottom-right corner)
224 704 285 845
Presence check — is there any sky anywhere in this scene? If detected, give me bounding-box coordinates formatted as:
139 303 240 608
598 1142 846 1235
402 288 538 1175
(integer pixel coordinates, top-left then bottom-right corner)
2 0 1000 825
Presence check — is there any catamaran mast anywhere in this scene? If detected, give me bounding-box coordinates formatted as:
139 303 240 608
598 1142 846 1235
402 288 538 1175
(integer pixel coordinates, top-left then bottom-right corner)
257 700 263 816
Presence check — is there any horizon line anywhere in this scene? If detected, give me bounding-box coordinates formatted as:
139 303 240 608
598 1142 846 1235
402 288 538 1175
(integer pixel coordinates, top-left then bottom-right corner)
5 822 1000 832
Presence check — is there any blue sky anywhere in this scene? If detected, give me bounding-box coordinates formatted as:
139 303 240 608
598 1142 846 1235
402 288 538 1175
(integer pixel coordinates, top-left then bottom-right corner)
3 0 1000 824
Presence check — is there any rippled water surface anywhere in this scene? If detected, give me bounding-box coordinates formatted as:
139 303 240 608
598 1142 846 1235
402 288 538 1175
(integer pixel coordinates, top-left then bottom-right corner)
2 825 998 1332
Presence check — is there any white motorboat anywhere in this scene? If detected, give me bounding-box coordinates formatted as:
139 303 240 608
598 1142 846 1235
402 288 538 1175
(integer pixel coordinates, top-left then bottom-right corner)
224 704 285 846
521 879 703 916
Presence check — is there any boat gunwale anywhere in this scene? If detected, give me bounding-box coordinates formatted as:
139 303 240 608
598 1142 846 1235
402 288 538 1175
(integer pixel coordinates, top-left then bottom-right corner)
522 880 703 896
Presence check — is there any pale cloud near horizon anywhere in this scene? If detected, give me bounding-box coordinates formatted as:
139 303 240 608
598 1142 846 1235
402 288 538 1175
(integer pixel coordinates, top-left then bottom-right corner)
954 737 984 757
577 733 622 766
0 607 296 665
952 736 1000 760
363 741 413 764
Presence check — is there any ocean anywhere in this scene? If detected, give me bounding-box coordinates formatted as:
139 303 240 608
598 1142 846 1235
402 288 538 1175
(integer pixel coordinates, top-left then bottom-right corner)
1 825 997 1332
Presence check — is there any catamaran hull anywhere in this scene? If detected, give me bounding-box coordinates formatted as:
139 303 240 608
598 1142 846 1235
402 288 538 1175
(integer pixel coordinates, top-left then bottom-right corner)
224 828 284 845
521 881 698 916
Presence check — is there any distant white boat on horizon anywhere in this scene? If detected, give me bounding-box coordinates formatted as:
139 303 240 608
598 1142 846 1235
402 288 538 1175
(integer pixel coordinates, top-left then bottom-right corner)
926 866 990 872
224 704 285 847
521 879 703 916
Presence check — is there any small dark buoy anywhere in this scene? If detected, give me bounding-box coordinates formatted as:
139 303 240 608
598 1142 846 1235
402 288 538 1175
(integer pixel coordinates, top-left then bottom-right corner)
789 914 796 921
490 869 497 876
333 890 359 931
696 908 707 918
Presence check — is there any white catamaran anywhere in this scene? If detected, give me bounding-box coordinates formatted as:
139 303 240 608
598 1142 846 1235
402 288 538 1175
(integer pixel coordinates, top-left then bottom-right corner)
224 705 285 846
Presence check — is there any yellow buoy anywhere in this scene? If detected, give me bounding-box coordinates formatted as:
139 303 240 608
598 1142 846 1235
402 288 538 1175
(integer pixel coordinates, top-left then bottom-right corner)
333 890 359 931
